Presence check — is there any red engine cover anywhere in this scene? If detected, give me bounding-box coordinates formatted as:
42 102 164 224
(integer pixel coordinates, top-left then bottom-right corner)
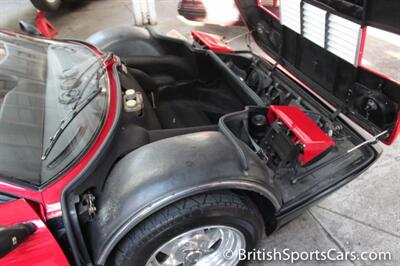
267 105 335 165
191 31 234 53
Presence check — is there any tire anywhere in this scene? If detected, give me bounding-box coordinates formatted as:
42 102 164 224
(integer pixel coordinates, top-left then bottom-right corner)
112 191 264 265
30 0 63 12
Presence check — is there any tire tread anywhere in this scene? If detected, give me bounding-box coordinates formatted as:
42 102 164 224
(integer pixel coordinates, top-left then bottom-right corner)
113 191 263 265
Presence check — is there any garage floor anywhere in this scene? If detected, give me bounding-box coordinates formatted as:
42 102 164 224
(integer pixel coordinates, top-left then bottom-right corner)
1 0 399 265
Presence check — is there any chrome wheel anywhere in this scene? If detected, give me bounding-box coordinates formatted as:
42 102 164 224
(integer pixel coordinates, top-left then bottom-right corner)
146 225 246 266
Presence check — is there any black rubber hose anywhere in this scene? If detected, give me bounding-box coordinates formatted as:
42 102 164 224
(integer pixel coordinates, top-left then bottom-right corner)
0 222 35 258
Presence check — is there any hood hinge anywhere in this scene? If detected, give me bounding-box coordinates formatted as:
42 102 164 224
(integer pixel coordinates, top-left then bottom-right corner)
77 192 97 224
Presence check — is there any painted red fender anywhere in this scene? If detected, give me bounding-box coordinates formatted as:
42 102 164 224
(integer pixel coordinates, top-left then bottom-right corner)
0 199 69 265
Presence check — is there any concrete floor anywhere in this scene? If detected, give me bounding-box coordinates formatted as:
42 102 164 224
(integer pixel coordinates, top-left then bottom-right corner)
1 0 399 265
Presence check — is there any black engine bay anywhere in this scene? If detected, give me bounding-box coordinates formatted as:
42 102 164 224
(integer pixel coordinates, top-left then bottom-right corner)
109 38 376 204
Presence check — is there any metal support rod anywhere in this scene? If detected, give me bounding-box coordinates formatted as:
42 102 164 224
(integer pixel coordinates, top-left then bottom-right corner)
291 130 388 184
347 130 387 153
223 30 254 43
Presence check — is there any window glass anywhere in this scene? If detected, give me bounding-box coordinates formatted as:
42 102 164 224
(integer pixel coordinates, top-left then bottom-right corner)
0 33 108 186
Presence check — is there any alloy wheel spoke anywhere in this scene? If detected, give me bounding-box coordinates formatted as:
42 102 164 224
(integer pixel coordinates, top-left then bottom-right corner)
204 228 222 250
146 226 245 266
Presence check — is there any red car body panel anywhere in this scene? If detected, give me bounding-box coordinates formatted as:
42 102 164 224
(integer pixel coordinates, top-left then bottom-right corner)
0 181 43 203
192 31 235 53
267 105 335 164
385 112 400 145
0 199 69 265
357 27 368 66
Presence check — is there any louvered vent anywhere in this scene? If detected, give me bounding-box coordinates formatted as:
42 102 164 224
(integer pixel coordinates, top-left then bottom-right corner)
326 14 362 64
302 3 326 48
279 0 363 65
280 0 301 34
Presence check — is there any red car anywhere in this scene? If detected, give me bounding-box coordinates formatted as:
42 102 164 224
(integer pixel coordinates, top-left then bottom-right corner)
1 0 399 265
178 0 207 22
178 0 243 25
177 0 279 25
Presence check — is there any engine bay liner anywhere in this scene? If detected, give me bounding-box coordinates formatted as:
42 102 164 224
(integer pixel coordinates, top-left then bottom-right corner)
84 27 376 206
218 52 375 203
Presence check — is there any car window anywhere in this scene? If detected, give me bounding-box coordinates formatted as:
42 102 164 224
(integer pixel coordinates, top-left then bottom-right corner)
0 33 108 186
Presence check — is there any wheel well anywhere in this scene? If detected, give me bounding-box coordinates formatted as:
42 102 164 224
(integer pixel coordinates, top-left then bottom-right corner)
105 188 277 265
232 189 278 235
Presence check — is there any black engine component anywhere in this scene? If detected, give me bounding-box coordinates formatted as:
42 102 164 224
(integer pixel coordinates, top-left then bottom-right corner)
225 59 291 106
246 66 273 95
226 60 274 95
259 120 300 167
247 109 300 168
226 61 247 81
249 114 268 139
247 105 338 169
264 86 285 105
0 223 35 258
353 88 398 129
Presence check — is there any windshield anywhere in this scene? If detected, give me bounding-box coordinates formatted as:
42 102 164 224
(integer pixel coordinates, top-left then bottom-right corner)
0 33 108 186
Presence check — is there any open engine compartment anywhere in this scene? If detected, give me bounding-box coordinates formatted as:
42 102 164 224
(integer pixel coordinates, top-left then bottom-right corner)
217 52 376 203
112 41 376 204
94 29 378 205
60 28 382 265
124 52 250 130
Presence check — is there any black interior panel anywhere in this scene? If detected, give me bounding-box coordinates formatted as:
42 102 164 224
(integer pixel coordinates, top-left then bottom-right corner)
125 50 252 130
